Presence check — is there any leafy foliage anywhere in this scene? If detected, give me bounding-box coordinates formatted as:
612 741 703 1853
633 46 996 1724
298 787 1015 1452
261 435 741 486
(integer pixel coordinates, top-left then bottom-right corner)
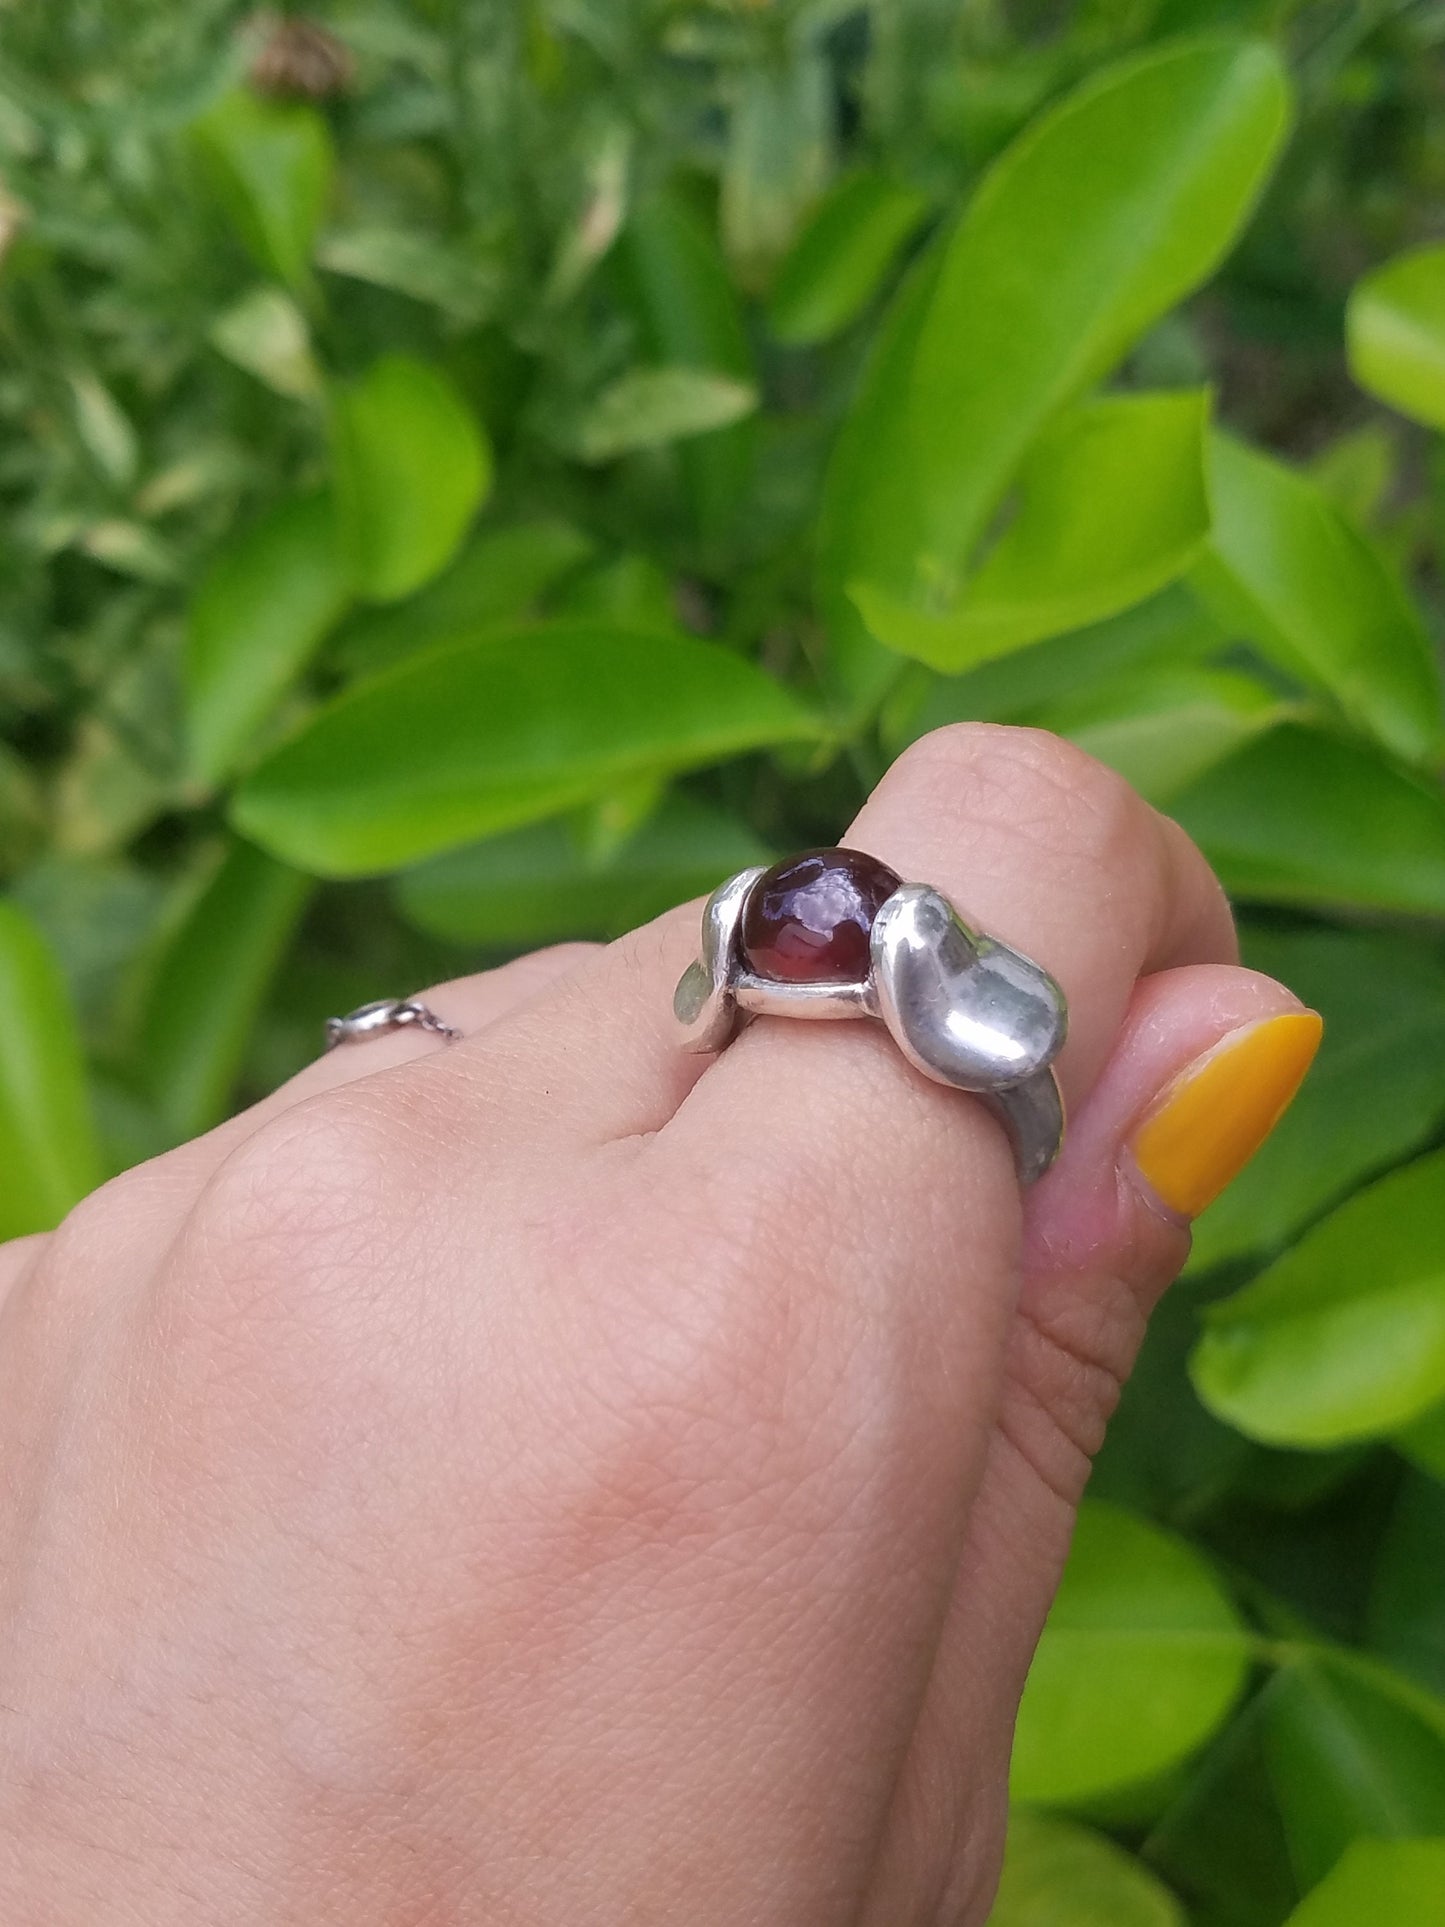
1 3 1444 1920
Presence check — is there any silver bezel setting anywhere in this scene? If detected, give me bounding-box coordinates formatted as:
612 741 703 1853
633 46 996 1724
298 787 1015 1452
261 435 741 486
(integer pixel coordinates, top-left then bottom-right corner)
675 864 1067 1183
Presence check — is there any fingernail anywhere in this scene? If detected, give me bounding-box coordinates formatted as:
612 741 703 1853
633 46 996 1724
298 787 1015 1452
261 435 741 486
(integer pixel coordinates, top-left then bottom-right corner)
1129 1011 1324 1220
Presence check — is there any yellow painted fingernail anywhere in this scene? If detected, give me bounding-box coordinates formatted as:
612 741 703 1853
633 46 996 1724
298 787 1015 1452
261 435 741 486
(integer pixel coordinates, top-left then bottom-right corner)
1130 1012 1324 1220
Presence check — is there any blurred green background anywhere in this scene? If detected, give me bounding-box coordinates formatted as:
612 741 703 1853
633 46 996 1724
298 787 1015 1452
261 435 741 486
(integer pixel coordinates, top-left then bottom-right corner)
1 3 1444 1921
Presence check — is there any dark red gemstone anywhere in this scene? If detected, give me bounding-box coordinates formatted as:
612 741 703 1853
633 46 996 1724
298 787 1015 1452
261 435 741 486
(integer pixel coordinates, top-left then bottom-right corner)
740 847 901 984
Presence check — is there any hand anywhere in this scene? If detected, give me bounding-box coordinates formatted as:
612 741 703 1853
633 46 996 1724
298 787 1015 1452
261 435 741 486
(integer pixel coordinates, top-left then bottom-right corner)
0 726 1320 1926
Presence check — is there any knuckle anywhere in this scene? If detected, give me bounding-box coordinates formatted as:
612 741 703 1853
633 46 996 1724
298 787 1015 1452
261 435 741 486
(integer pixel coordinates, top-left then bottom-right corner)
892 723 1146 871
199 1091 403 1252
157 1091 452 1445
44 1157 183 1272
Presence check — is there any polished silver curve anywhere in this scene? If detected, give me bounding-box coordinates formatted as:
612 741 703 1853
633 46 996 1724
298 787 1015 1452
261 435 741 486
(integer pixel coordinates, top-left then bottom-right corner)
674 864 1068 1184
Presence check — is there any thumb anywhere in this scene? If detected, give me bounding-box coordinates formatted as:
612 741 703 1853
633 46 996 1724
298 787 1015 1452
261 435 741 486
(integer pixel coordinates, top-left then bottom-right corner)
984 961 1323 1613
861 964 1322 1925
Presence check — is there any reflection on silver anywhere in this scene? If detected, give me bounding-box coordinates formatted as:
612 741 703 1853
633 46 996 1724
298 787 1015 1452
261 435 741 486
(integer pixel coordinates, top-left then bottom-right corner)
324 998 462 1050
676 872 1067 1184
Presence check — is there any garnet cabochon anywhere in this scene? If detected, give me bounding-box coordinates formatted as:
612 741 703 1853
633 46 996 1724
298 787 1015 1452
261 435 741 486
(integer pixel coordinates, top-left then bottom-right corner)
739 847 902 984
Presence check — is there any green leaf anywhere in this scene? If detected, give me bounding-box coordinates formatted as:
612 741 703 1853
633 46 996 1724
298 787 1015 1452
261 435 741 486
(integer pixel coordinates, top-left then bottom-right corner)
1308 422 1400 532
1045 663 1285 805
1369 1473 1445 1699
0 899 104 1238
1262 1656 1445 1895
0 742 44 880
1012 1500 1249 1805
232 624 822 877
1397 1403 1445 1485
68 370 138 489
889 585 1227 749
861 37 1291 614
721 49 832 290
129 840 311 1142
1347 243 1445 431
191 89 333 293
1170 724 1445 916
186 490 350 785
317 225 501 327
1188 928 1445 1274
1192 433 1442 763
334 520 596 679
986 1810 1185 1926
567 367 758 464
816 245 940 727
551 553 677 633
617 189 755 546
853 390 1213 670
396 795 771 949
330 353 492 605
1142 1676 1303 1927
1192 1151 1445 1448
1286 1839 1445 1927
768 169 930 346
209 284 322 399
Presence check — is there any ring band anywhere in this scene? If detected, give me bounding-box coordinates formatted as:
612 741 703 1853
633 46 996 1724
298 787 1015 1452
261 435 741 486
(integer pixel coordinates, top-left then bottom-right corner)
324 998 461 1050
674 848 1066 1184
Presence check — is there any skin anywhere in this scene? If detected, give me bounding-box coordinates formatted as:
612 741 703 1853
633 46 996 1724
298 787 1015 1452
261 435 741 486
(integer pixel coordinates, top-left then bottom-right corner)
0 725 1310 1926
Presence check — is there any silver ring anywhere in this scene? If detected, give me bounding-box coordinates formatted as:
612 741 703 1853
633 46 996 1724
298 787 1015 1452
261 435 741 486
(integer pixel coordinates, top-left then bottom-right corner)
324 998 461 1050
673 849 1066 1184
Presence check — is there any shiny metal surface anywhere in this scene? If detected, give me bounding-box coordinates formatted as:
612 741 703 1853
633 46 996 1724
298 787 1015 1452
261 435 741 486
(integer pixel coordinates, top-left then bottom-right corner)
674 865 764 1053
870 885 1066 1090
674 865 1067 1183
324 997 462 1050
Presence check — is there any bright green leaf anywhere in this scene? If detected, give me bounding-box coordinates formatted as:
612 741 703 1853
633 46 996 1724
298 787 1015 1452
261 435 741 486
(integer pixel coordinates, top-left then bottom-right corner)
1348 243 1445 431
1286 1839 1445 1927
1189 928 1445 1273
129 839 311 1141
232 624 821 877
1192 433 1442 762
1012 1500 1249 1805
853 390 1213 670
768 169 929 346
330 353 492 604
568 367 758 464
987 1810 1185 1926
396 795 771 948
1170 724 1445 916
186 490 350 785
1192 1151 1445 1448
0 899 103 1238
334 520 596 679
191 89 333 293
889 586 1227 749
1044 662 1284 804
864 37 1291 613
